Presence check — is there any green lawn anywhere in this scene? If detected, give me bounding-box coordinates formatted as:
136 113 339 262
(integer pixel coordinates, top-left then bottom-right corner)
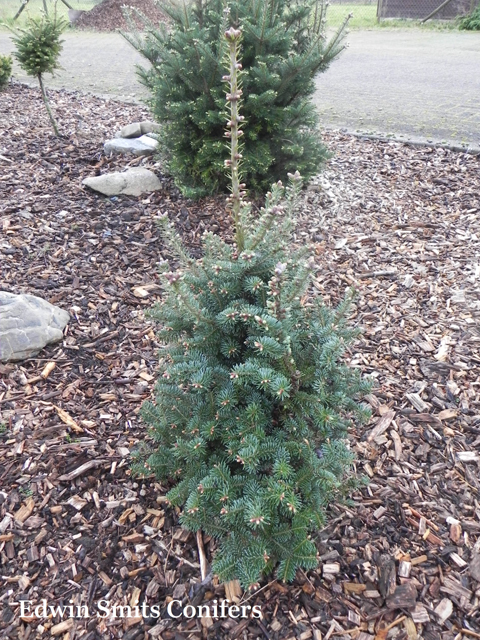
327 3 378 29
326 3 460 29
0 0 98 28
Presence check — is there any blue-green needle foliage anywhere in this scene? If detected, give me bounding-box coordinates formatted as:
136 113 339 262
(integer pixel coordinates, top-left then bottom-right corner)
122 0 350 198
136 28 370 591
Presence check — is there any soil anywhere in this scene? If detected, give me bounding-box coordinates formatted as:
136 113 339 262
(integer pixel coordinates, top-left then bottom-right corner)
1 83 480 640
74 0 168 32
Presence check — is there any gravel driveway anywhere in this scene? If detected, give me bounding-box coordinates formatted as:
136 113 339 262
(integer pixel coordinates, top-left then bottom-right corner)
313 29 480 149
1 28 479 148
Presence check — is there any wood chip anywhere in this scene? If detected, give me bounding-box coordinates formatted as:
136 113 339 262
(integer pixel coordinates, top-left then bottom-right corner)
450 522 462 543
224 579 242 602
457 451 479 462
441 575 472 600
323 562 340 575
343 582 366 594
58 459 106 481
411 603 430 624
437 408 458 421
470 552 480 582
130 586 141 607
386 583 417 610
434 598 453 624
373 506 387 519
405 393 430 412
398 560 412 578
54 405 84 433
51 619 74 636
367 409 395 441
14 498 35 524
98 571 113 586
40 361 56 379
67 495 88 511
449 552 467 568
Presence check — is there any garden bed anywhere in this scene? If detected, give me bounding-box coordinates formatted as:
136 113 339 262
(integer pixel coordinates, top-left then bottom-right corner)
1 83 480 640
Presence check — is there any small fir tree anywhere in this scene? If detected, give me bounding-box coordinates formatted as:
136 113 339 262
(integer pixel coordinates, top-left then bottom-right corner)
137 28 370 590
10 11 67 135
0 55 13 90
123 1 351 198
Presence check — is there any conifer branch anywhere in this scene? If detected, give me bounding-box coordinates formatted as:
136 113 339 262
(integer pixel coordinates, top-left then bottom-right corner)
224 27 246 252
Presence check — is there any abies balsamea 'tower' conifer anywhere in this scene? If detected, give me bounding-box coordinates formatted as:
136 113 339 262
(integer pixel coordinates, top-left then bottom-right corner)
123 0 351 198
133 27 370 590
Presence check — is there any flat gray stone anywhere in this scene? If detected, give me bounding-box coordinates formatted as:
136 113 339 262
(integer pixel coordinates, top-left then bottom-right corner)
82 168 162 197
140 121 160 135
115 122 161 139
0 291 69 362
136 134 159 150
104 138 155 156
117 122 143 138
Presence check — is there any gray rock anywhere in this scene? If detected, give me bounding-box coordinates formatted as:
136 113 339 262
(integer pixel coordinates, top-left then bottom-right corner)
104 138 155 156
140 121 161 135
0 291 69 362
117 122 143 139
136 135 159 150
82 168 162 197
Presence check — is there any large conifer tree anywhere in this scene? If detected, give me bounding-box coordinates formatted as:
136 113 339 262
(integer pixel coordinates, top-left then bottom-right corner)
123 0 350 197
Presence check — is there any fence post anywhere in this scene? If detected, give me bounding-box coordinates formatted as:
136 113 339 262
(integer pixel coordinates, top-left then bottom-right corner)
376 0 382 22
420 0 455 22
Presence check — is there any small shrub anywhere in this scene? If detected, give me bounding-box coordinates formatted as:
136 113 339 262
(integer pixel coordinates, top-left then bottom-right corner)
0 55 13 90
10 11 68 135
459 4 480 29
123 1 351 198
135 28 370 590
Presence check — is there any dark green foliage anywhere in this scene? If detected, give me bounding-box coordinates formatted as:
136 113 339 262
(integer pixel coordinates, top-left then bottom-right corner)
123 0 350 198
459 4 480 29
0 55 12 90
11 12 67 76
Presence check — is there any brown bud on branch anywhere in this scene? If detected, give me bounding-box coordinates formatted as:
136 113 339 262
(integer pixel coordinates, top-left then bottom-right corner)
225 27 242 41
165 271 181 284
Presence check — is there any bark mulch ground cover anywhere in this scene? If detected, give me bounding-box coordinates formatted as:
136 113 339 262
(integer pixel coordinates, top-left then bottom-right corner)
1 83 480 640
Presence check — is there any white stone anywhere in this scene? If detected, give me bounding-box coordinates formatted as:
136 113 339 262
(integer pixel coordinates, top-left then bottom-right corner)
117 122 143 138
82 168 162 197
137 135 159 150
0 291 69 362
140 121 160 135
104 138 155 156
